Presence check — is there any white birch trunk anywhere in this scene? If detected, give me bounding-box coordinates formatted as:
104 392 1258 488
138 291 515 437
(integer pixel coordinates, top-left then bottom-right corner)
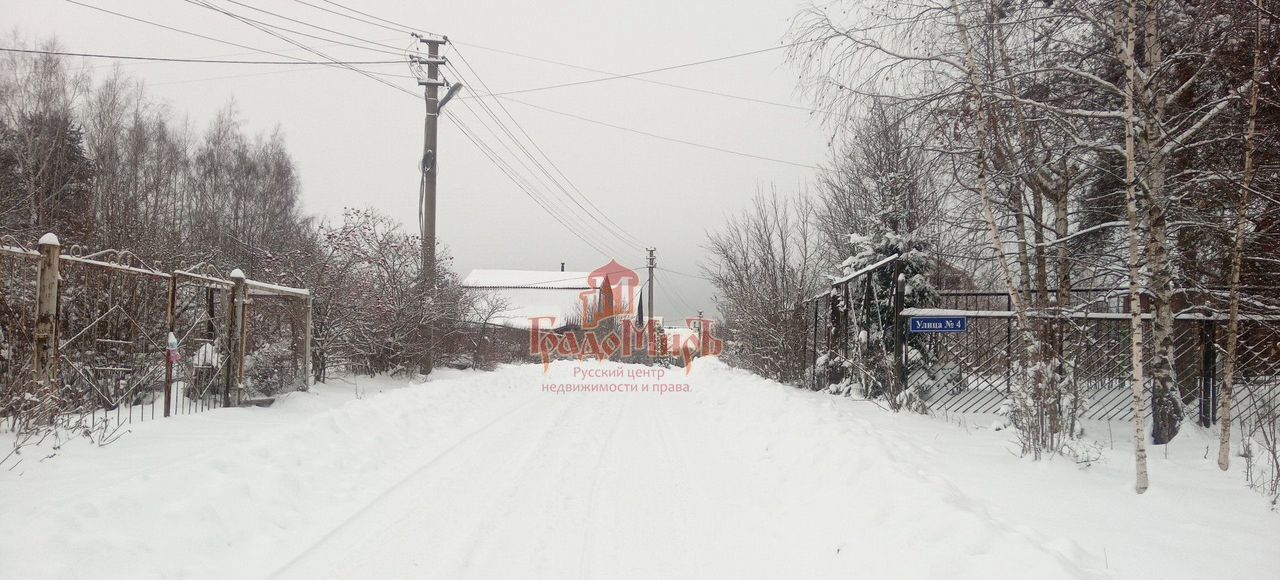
1218 0 1265 471
1118 0 1149 494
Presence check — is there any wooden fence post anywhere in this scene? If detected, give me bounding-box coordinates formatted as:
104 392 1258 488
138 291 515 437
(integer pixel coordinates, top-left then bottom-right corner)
163 276 176 417
33 233 61 401
223 269 246 407
302 294 312 388
811 298 819 390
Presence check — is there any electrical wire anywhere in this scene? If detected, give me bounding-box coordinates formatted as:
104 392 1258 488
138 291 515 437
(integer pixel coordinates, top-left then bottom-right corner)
200 0 641 257
298 0 829 116
292 0 651 252
659 266 718 283
503 97 820 170
216 0 411 56
449 46 651 251
461 41 811 100
180 0 405 57
317 0 443 37
0 47 401 65
454 41 833 116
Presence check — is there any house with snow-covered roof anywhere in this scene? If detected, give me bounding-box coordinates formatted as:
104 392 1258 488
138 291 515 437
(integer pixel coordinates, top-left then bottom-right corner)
463 263 646 330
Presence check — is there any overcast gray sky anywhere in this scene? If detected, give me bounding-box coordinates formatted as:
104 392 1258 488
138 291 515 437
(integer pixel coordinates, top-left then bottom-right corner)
3 0 830 322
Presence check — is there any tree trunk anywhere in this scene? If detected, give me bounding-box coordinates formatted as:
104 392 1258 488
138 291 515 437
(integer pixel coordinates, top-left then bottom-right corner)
1140 0 1181 446
1119 0 1149 493
1218 0 1265 470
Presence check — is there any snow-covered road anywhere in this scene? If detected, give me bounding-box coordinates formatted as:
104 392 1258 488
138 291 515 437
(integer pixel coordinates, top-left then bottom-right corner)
2 360 1276 579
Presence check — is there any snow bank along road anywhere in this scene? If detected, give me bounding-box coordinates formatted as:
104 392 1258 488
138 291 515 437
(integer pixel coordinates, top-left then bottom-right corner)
2 360 1276 579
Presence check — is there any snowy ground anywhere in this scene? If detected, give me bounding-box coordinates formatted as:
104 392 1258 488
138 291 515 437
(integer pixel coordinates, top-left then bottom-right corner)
1 359 1276 579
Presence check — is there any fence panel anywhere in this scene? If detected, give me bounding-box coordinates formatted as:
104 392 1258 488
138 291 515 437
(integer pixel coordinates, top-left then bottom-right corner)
57 249 171 434
172 267 233 415
0 234 314 443
0 241 39 429
902 309 1280 427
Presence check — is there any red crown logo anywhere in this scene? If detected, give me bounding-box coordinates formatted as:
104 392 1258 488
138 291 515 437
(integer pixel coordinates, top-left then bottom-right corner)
579 259 640 329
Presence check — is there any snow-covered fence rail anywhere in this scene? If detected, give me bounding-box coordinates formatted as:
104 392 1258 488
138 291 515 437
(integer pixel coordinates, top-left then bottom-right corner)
0 233 314 446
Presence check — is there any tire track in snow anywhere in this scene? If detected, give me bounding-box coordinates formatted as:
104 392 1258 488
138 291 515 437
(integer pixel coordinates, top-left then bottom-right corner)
445 393 582 573
266 391 549 579
576 394 628 580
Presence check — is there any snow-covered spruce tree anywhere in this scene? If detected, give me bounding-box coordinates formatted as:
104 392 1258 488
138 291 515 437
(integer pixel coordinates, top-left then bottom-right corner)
810 103 945 407
836 231 937 411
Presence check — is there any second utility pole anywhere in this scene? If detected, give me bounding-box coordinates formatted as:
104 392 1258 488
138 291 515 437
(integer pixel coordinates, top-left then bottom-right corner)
646 247 656 331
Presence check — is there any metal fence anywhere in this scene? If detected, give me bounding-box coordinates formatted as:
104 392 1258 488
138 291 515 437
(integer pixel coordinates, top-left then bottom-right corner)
905 309 1280 428
800 259 1280 432
0 233 313 442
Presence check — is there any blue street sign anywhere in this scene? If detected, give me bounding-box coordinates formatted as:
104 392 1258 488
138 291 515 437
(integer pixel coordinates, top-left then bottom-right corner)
909 316 968 333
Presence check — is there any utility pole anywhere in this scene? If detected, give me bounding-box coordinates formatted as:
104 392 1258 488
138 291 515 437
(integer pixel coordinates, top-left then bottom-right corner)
410 33 463 375
646 247 656 330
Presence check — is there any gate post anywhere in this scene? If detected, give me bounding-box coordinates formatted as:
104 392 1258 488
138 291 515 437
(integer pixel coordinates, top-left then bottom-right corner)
1199 318 1218 427
223 269 246 407
302 294 313 388
163 276 177 417
893 269 907 398
811 298 819 390
33 233 61 402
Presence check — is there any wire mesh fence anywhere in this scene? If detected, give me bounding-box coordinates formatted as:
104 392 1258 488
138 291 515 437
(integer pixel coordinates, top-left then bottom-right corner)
906 311 1280 428
799 260 1280 434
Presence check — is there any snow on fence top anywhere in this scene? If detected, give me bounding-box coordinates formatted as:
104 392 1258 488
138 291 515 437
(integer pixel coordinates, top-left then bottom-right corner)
0 244 39 259
900 307 1280 321
462 269 592 289
246 279 310 298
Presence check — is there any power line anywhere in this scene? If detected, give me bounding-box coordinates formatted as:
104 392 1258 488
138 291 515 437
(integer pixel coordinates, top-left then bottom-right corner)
449 46 650 252
317 0 443 38
0 46 400 65
659 266 717 283
455 41 828 115
460 41 810 100
63 0 638 260
65 0 308 59
183 0 417 96
303 0 823 116
216 0 410 56
290 0 413 35
439 58 638 257
503 97 820 170
657 277 700 318
64 0 407 81
292 0 651 252
446 111 619 259
179 0 405 57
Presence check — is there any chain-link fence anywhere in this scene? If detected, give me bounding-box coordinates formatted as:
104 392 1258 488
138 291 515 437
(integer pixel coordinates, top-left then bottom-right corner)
905 310 1280 429
798 259 1279 435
